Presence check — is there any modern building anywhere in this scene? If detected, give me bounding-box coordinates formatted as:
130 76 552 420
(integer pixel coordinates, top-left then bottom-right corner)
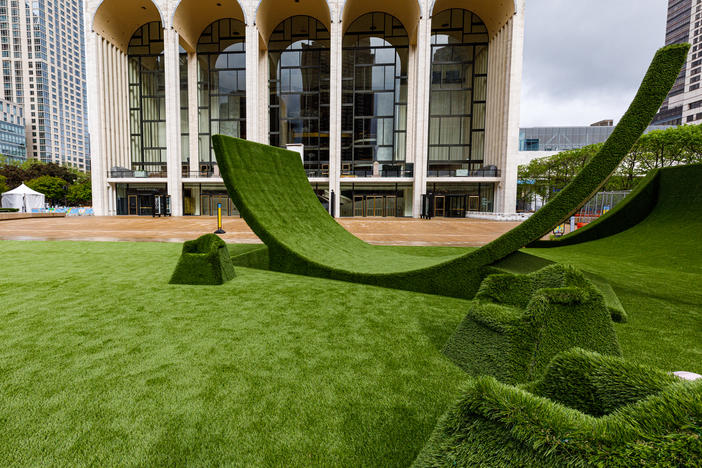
652 0 702 126
0 0 90 171
519 123 672 153
85 0 525 218
0 98 27 163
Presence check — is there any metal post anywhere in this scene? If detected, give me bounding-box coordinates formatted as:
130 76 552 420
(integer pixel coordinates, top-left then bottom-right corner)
215 203 226 234
330 190 336 218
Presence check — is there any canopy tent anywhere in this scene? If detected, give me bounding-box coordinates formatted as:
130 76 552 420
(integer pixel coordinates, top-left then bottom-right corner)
1 183 45 212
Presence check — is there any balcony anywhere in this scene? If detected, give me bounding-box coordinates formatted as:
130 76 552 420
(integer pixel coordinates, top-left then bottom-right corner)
427 166 500 178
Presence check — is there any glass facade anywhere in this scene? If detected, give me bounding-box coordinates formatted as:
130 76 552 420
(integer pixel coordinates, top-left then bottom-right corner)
428 9 488 174
519 125 673 152
342 12 408 174
128 22 166 172
197 18 246 170
268 16 330 175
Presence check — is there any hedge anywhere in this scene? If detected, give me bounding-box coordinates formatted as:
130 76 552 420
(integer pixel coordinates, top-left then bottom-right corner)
413 349 702 467
212 44 688 300
442 265 622 384
0 208 19 212
532 163 702 248
169 234 236 285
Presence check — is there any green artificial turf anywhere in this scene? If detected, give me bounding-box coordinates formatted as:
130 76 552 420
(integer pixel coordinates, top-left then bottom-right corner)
170 234 236 285
213 44 688 301
0 240 469 466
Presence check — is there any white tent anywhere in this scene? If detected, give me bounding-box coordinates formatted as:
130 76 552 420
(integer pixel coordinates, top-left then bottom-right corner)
1 183 45 213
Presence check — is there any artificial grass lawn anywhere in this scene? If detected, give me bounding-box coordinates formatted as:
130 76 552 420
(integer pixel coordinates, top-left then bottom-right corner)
0 240 469 466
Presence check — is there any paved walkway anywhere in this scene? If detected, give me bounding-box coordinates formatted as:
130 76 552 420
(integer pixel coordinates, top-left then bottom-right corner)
0 216 522 247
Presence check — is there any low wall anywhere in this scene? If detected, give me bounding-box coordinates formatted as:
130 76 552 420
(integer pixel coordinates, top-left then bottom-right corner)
0 213 67 221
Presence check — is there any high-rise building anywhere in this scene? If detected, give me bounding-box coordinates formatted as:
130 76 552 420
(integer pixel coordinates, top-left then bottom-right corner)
85 0 526 218
652 0 702 126
0 0 89 171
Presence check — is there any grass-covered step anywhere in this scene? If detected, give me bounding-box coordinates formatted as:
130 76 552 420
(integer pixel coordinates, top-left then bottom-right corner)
212 44 688 300
413 349 702 467
443 265 622 384
169 234 236 285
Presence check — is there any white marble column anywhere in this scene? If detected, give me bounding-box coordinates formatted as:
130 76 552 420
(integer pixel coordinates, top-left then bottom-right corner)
245 23 261 142
87 32 107 216
188 51 199 176
164 27 183 216
329 19 342 217
412 16 432 218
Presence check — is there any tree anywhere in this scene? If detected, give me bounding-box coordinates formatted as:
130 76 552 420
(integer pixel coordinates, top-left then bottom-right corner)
0 174 8 194
26 175 68 205
66 180 91 206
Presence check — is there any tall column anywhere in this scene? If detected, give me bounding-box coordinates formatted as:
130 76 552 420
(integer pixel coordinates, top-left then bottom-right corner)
188 51 199 175
87 32 107 216
245 23 261 142
412 16 432 218
164 27 183 216
329 19 342 217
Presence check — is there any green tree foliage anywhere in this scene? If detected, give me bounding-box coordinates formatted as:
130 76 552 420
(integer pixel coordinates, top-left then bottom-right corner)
519 124 702 207
0 174 8 194
0 159 90 206
66 179 91 206
26 175 68 205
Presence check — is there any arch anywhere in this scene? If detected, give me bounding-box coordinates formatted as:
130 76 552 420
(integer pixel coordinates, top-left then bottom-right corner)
92 0 164 52
430 0 516 37
255 0 331 48
341 0 420 43
172 0 246 52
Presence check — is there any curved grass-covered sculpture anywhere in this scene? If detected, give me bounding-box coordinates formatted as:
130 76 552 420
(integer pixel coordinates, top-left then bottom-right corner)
213 44 688 299
532 163 702 247
413 348 702 467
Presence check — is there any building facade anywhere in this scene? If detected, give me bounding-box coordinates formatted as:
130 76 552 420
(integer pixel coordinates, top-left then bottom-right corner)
0 98 27 162
0 0 90 171
519 124 672 153
85 0 525 218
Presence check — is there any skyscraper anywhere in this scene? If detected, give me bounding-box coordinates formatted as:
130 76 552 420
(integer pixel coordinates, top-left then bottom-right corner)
0 0 89 171
652 0 702 126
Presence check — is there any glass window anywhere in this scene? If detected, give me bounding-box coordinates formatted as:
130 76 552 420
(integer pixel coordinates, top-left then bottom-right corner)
128 22 166 171
197 18 246 166
342 12 408 173
428 9 488 172
268 16 330 174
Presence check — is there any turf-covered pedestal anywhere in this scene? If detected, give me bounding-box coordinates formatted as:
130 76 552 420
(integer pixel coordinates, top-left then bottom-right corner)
169 234 236 285
443 265 622 384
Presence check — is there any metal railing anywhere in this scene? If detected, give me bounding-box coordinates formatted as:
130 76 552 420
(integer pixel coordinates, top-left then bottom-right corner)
427 168 501 178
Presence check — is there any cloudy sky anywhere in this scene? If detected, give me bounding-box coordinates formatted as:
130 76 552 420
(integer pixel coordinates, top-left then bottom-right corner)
521 0 669 127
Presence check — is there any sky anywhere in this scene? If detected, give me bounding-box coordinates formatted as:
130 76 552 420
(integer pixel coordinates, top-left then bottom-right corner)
520 0 669 127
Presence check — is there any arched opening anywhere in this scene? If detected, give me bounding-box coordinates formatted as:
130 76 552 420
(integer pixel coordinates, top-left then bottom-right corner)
196 18 247 170
268 16 330 175
172 0 246 52
255 0 331 48
92 0 162 51
341 12 408 175
430 0 516 37
341 0 420 43
427 9 488 175
128 21 167 172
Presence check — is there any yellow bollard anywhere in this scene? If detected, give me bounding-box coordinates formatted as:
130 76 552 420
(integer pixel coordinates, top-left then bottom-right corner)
214 203 226 234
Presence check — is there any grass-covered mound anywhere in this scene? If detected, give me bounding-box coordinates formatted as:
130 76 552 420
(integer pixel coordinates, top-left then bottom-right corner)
414 349 702 467
213 44 687 300
443 265 622 384
533 163 702 248
169 234 235 285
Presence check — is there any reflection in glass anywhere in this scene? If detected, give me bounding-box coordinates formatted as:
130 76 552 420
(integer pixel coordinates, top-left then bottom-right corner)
197 18 246 167
128 22 166 171
342 12 408 172
268 16 330 173
428 9 489 174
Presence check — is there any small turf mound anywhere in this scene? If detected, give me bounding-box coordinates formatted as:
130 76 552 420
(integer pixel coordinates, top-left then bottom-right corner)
169 234 236 285
443 265 622 383
413 349 702 467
